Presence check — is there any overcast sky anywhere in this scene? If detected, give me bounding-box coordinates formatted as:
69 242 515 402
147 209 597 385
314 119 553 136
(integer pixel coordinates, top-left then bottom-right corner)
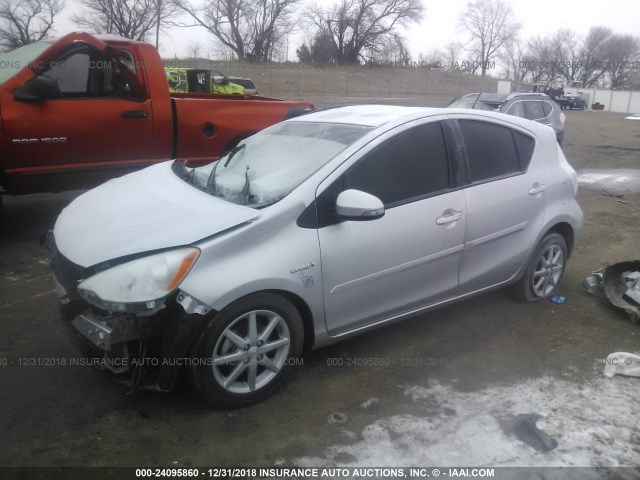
55 0 640 62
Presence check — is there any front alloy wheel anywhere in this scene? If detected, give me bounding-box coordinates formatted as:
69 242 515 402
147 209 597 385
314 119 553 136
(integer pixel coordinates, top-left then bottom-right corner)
517 233 568 302
213 309 290 394
190 293 303 407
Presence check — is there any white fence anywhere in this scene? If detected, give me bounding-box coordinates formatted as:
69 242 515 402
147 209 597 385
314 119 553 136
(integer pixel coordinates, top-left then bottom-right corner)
586 89 640 114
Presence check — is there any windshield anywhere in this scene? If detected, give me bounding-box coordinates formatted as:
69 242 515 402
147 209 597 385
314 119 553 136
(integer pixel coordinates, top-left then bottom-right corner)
0 41 52 84
174 121 372 208
448 97 503 111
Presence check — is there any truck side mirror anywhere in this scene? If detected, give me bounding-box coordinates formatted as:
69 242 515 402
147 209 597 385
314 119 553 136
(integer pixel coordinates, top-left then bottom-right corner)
14 75 62 103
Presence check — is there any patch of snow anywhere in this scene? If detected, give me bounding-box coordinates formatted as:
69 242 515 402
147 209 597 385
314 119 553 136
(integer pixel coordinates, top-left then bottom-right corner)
578 169 640 192
361 398 379 409
297 376 640 468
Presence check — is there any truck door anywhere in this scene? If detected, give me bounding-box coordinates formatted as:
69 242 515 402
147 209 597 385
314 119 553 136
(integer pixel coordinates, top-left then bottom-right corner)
3 45 152 174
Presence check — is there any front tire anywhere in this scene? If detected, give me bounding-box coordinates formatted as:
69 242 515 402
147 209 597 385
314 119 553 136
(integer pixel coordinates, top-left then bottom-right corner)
517 233 567 302
190 293 304 407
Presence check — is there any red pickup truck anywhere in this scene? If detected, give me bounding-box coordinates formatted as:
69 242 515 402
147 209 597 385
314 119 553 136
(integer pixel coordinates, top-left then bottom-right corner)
0 32 313 203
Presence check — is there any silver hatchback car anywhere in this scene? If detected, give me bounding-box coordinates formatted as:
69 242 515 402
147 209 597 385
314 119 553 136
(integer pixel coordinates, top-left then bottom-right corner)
50 105 583 407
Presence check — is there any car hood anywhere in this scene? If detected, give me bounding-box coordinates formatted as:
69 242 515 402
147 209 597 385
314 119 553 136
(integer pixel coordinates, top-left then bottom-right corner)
54 162 259 267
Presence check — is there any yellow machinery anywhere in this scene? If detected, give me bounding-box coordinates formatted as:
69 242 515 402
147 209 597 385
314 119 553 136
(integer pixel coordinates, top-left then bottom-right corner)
165 68 245 94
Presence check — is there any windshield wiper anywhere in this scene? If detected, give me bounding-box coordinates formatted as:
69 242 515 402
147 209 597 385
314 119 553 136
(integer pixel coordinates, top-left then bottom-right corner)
241 166 251 205
224 144 245 167
204 146 249 198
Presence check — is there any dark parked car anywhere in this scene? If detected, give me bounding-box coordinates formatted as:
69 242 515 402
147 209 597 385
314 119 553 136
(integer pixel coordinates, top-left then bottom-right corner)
448 92 565 145
557 94 588 110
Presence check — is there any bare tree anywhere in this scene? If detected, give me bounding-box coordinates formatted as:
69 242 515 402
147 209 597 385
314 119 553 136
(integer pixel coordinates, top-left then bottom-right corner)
0 0 64 50
73 0 176 42
307 0 424 64
499 38 527 80
366 33 411 66
443 41 463 71
603 33 639 90
459 0 520 76
417 49 442 69
174 0 299 62
575 26 613 88
187 39 204 57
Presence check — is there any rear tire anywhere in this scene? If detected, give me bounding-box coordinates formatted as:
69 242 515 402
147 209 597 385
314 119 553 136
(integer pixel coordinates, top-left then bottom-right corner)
189 293 304 408
516 233 567 303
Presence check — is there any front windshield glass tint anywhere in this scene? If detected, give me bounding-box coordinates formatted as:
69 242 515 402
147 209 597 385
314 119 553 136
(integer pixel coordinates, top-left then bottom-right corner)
0 41 52 83
175 121 372 208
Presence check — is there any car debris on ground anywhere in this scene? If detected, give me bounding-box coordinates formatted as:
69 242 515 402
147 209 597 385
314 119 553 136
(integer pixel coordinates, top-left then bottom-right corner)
512 414 558 453
603 352 640 378
601 189 630 204
583 261 640 323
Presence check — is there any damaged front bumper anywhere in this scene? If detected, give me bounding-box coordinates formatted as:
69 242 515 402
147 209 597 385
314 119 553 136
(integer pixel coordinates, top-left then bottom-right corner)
66 303 211 390
46 232 215 391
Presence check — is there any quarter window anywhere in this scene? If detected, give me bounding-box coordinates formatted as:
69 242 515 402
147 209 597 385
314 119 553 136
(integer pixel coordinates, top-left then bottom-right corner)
344 122 450 206
514 131 535 171
459 120 521 183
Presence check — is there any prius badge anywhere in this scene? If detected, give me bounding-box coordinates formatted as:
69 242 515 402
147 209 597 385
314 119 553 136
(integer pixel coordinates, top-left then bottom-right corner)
290 262 315 274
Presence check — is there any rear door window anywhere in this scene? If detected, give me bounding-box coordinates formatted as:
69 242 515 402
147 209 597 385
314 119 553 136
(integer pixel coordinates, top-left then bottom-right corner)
458 120 522 183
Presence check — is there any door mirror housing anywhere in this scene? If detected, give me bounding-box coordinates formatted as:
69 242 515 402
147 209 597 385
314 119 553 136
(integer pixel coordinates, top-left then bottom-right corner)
336 189 385 220
14 75 62 103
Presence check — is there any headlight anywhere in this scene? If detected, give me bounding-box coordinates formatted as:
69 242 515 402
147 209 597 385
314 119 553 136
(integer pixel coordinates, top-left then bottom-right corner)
78 247 200 313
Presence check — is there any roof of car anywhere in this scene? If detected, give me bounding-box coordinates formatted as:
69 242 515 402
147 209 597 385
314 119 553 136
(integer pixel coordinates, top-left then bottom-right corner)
292 105 443 127
461 92 553 103
507 92 553 100
289 104 549 135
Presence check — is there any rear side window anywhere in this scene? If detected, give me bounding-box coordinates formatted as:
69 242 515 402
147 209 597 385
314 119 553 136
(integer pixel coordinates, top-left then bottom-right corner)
344 122 450 206
459 120 522 183
542 101 553 117
505 101 524 117
523 101 545 120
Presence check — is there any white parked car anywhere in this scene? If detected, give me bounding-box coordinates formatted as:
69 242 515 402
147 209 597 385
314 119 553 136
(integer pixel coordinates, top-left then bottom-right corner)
49 105 583 407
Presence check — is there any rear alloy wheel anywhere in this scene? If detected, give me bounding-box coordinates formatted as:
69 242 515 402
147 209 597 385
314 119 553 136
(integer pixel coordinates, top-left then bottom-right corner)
190 293 303 407
517 233 567 302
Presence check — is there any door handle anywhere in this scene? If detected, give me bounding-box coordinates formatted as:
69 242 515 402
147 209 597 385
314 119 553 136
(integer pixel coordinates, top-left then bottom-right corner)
528 184 547 195
436 212 463 225
122 110 148 119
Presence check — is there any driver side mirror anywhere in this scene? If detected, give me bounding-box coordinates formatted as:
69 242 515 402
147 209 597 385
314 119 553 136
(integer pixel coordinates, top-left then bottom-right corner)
14 75 62 103
336 189 385 220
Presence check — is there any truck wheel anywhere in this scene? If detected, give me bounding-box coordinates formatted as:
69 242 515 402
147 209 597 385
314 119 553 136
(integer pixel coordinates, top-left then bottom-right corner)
516 233 567 303
189 293 304 408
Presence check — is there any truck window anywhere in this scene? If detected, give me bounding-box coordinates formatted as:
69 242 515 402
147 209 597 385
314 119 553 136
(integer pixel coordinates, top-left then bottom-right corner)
44 48 131 98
